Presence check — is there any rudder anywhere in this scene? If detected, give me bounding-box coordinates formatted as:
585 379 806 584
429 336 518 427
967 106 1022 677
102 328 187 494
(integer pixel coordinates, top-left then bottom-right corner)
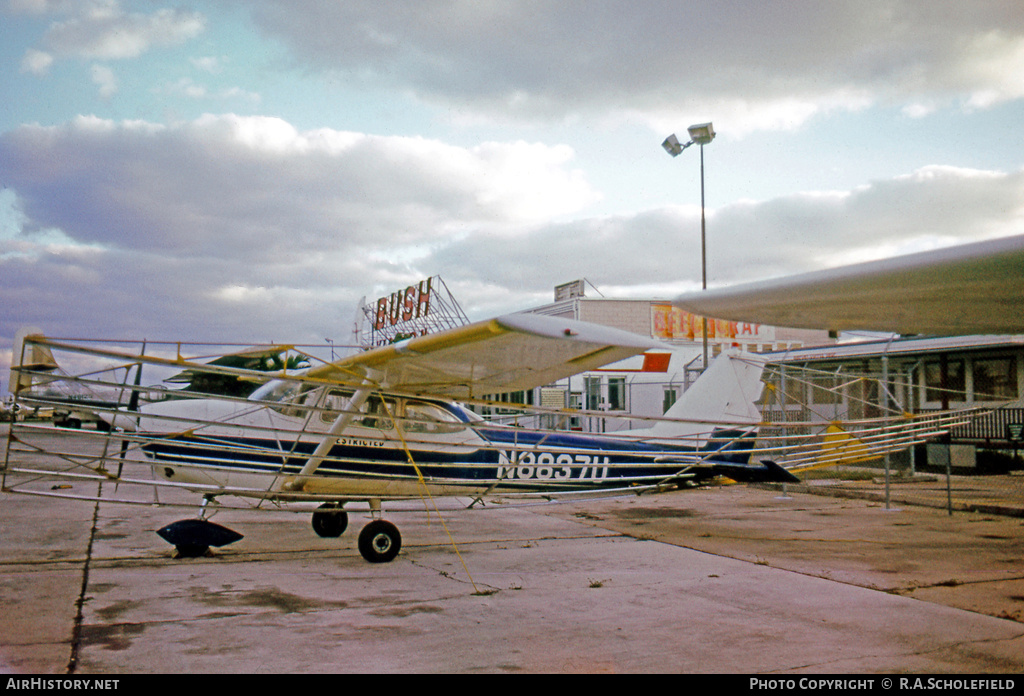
647 351 766 440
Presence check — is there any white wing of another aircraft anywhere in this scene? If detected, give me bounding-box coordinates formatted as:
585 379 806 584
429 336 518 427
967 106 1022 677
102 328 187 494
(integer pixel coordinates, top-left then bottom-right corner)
673 234 1024 336
307 313 665 397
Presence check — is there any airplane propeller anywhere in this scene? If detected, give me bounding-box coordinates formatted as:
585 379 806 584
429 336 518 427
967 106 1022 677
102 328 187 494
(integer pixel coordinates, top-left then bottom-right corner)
115 341 145 485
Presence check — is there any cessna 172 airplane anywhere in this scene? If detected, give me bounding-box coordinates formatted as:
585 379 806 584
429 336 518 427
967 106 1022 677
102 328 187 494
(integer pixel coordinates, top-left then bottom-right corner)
5 310 978 563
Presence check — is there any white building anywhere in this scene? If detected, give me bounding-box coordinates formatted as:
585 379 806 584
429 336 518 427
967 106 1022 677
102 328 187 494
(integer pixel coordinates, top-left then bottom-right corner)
482 280 834 432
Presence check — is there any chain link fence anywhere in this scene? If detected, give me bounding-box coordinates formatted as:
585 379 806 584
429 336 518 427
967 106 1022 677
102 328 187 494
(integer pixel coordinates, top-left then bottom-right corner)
758 364 1024 517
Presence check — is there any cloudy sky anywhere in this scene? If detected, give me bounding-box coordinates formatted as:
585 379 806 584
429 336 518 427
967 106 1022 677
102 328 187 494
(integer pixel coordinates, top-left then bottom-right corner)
3 0 1024 390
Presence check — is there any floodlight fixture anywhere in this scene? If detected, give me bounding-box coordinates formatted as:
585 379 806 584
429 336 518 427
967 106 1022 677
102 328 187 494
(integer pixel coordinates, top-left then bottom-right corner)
661 133 690 157
687 122 715 145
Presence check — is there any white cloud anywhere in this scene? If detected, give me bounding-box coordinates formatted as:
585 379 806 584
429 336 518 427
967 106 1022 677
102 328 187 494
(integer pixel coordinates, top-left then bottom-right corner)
901 102 937 119
7 0 68 13
153 77 261 103
425 166 1024 293
219 86 260 103
90 63 116 97
19 48 53 75
0 114 599 260
189 56 222 74
21 0 205 65
241 1 1024 132
959 31 1024 108
167 76 208 99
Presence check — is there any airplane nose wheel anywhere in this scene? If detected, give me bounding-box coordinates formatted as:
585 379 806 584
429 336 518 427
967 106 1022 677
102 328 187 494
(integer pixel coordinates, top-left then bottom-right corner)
358 520 401 563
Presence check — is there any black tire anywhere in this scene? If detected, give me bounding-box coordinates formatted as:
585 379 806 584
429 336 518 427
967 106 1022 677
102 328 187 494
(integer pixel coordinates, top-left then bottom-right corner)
311 505 348 538
358 520 401 563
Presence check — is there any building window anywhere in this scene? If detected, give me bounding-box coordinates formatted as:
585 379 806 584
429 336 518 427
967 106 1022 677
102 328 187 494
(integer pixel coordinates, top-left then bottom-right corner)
663 387 678 413
502 390 534 406
925 359 965 403
974 357 1018 400
585 376 601 410
568 392 583 430
607 377 626 411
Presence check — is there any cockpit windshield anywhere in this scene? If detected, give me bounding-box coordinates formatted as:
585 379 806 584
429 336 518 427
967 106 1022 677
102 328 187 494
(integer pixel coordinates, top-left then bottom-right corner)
249 379 307 404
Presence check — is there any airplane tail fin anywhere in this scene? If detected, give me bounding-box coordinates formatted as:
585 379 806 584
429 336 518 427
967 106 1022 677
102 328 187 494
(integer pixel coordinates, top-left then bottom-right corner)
11 327 59 394
647 350 766 440
643 352 796 480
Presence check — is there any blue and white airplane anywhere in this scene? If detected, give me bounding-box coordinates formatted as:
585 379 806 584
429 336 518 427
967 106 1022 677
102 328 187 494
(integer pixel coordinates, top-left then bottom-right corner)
88 313 794 562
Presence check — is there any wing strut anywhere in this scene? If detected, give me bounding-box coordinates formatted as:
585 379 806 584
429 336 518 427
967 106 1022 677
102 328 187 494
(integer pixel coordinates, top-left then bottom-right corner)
384 399 481 592
282 371 381 492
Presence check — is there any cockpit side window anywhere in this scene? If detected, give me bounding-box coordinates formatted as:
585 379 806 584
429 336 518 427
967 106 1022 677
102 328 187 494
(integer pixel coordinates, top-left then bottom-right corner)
312 389 394 430
250 379 300 403
320 389 352 423
280 384 318 419
358 396 394 430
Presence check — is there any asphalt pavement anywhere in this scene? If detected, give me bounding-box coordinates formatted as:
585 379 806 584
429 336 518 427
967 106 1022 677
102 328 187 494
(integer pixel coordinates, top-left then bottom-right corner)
1 428 1023 674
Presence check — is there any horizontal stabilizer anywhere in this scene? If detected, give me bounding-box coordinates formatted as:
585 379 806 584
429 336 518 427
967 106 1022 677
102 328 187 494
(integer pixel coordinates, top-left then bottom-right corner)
714 460 800 484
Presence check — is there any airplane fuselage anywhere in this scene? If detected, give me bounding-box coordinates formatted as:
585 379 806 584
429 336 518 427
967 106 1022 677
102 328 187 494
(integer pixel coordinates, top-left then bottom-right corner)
133 385 763 501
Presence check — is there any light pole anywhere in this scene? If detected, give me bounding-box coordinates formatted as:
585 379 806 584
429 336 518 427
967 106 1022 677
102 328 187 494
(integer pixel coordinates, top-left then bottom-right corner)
662 122 716 369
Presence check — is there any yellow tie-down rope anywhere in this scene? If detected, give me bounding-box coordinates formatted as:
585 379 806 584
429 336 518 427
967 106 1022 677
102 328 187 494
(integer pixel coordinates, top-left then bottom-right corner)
382 399 482 594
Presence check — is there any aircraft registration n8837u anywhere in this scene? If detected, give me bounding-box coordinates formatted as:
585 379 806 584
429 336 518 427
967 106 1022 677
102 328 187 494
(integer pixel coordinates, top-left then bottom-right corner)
4 313 968 563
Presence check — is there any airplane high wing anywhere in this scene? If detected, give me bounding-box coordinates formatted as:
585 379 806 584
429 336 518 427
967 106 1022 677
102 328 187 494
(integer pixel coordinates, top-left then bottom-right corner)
308 313 664 397
673 234 1024 336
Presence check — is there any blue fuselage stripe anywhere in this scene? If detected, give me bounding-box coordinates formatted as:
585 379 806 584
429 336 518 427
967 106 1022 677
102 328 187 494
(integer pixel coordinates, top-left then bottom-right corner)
141 426 756 486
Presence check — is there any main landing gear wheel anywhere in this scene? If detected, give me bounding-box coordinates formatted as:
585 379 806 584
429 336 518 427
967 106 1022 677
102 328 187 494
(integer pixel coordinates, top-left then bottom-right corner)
311 503 348 538
358 520 401 563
